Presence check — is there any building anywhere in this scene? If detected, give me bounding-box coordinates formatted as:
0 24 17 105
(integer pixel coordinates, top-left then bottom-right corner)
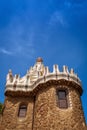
0 57 86 130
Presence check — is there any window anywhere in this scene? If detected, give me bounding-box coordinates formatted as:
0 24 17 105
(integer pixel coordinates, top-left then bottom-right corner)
18 104 27 117
57 90 68 108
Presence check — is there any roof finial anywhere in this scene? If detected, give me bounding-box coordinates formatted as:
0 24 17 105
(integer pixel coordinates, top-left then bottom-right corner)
36 57 43 62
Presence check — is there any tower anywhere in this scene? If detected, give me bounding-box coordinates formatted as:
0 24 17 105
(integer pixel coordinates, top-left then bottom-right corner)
1 58 86 130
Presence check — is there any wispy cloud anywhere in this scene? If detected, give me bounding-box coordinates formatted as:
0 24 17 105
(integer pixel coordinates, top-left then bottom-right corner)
0 15 36 58
0 43 35 58
0 48 13 55
49 11 68 27
13 43 35 58
64 0 86 8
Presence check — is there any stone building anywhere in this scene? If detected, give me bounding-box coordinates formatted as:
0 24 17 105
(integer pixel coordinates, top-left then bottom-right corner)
0 57 87 130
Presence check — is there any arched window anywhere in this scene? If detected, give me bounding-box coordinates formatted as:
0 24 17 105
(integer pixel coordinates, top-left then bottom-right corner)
57 90 68 108
18 104 27 117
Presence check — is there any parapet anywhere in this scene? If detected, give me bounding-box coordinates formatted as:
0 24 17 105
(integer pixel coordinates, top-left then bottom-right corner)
5 58 82 96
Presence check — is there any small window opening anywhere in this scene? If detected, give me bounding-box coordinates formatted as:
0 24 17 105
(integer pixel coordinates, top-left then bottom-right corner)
18 105 27 117
57 90 68 108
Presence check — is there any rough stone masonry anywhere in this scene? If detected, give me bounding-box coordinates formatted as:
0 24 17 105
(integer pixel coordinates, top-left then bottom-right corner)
0 57 87 130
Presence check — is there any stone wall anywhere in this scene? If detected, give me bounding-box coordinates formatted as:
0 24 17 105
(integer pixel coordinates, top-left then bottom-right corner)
33 84 86 130
1 84 86 130
1 96 34 130
84 126 87 130
0 114 5 130
0 114 2 124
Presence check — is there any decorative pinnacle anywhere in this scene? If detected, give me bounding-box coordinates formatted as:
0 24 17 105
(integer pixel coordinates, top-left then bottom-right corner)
36 57 43 62
70 68 74 74
8 69 12 74
53 65 59 73
63 66 69 73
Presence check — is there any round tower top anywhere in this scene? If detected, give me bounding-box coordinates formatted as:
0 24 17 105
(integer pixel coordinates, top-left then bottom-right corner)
36 57 43 62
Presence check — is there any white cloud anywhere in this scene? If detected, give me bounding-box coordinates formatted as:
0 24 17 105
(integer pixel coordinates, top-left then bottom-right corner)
0 48 13 55
49 11 67 27
0 15 36 58
0 43 35 58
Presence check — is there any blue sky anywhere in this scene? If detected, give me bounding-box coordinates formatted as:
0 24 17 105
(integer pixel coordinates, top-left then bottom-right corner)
0 0 87 123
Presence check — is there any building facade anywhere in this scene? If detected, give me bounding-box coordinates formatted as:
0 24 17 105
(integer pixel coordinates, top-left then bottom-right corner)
0 58 86 130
